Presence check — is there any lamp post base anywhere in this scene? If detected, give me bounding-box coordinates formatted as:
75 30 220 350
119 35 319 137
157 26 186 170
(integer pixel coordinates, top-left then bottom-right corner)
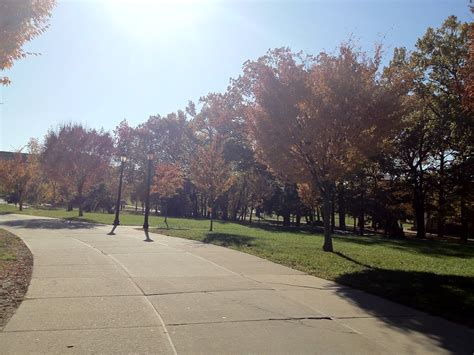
108 224 119 235
143 229 154 242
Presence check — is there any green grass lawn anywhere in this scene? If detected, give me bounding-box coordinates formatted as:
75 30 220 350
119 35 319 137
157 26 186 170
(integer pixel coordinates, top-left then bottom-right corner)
1 204 473 326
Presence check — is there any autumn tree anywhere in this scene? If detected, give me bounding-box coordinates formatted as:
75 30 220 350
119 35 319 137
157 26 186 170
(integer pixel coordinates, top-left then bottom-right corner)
0 0 56 85
0 151 29 210
151 163 184 227
239 46 401 251
41 123 114 216
190 139 234 231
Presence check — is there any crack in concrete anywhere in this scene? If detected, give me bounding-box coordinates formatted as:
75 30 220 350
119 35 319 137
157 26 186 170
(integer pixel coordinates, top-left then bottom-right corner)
144 288 275 296
2 325 169 333
166 316 334 327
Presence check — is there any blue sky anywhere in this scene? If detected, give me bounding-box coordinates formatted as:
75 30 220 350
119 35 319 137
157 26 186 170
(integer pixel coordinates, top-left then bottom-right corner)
0 0 472 151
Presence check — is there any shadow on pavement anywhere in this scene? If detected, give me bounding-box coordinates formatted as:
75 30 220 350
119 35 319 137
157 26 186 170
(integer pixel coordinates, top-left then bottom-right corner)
0 218 96 230
202 233 255 247
334 254 474 353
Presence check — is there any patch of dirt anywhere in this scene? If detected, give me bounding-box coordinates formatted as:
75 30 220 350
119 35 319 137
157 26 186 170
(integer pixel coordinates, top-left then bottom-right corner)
0 229 33 330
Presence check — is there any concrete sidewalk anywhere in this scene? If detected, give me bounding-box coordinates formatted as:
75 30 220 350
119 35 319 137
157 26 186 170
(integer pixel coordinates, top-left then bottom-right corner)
0 214 472 354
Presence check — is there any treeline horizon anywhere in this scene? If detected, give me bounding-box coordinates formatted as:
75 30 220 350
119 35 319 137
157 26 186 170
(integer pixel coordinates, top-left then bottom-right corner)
0 15 472 250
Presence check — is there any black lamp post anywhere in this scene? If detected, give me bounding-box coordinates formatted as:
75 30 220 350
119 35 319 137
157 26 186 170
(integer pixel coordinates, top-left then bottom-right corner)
108 155 127 235
143 151 154 232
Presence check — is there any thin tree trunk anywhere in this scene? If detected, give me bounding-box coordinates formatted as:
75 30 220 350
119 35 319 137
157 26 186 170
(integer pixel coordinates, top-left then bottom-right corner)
461 195 468 243
359 189 364 236
338 183 346 230
209 205 213 232
414 185 425 238
249 207 253 223
437 152 446 238
331 189 335 233
78 184 84 217
414 166 426 238
322 186 333 252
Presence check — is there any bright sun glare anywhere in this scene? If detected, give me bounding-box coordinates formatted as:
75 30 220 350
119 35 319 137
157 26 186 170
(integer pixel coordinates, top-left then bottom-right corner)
103 0 214 43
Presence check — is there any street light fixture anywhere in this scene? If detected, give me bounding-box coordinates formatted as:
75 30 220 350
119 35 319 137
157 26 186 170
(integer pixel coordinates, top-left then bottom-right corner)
143 151 154 239
108 155 127 235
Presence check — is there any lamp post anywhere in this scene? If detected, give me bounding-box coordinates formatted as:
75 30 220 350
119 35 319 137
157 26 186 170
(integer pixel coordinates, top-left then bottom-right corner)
143 151 154 232
108 155 127 235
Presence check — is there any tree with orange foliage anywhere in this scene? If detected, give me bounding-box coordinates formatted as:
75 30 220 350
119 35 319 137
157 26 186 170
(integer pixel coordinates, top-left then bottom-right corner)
0 0 56 85
240 46 401 251
151 163 184 228
41 124 114 216
0 151 29 210
190 139 234 231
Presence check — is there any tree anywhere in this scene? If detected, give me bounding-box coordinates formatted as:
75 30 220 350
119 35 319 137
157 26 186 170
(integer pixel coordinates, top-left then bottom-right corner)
239 46 401 251
41 123 114 216
151 163 184 228
190 139 234 231
387 16 472 240
412 16 470 238
0 0 56 85
0 151 29 210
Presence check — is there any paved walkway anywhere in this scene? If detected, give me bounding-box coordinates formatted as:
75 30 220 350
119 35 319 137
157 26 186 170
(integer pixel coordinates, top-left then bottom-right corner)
0 214 472 354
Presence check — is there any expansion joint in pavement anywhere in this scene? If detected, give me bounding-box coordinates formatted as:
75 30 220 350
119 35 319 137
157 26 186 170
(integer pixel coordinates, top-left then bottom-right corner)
167 315 334 327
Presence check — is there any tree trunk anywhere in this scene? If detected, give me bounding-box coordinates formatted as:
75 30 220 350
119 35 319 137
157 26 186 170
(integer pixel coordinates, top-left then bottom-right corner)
414 183 425 238
209 207 213 232
17 187 23 212
78 185 84 217
358 190 364 236
331 189 335 233
249 207 253 223
460 195 468 243
283 213 290 226
437 152 446 238
322 186 333 252
200 195 205 217
338 183 346 230
164 200 169 229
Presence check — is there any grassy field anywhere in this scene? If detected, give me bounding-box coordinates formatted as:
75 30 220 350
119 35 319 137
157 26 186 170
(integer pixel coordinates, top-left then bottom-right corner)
1 204 472 326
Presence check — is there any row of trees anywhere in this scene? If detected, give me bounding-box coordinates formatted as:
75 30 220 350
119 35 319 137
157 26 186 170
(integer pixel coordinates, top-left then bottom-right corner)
1 16 472 250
